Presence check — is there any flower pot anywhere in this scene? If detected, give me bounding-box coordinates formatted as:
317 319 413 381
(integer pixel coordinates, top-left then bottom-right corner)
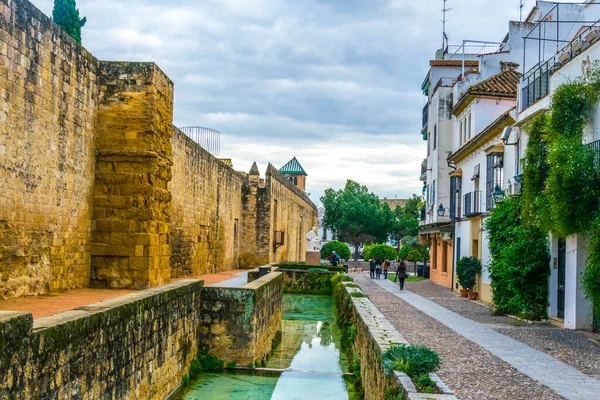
459 289 468 298
558 51 570 64
586 29 600 44
468 291 478 300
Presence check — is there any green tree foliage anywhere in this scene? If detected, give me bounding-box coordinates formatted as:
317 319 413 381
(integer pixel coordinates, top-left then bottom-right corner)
455 256 481 292
320 240 351 260
362 243 397 261
583 221 600 331
321 180 394 259
485 196 550 320
390 195 421 246
53 0 87 43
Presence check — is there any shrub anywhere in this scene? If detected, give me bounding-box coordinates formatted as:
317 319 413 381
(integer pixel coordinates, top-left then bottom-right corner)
363 243 397 261
181 374 190 386
225 361 237 369
350 292 366 298
308 267 329 273
381 344 441 377
414 374 436 394
320 240 352 260
455 256 481 292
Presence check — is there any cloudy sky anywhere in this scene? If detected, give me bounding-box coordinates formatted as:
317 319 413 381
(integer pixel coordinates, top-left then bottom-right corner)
35 0 543 206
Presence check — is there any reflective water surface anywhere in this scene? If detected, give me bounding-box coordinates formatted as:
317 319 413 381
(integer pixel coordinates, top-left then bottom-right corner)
176 295 359 400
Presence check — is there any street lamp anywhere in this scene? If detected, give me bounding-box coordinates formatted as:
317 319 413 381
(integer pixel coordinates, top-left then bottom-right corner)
492 184 505 204
437 203 446 217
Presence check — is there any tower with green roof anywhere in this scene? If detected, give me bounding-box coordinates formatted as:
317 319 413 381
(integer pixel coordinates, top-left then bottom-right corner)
280 157 307 191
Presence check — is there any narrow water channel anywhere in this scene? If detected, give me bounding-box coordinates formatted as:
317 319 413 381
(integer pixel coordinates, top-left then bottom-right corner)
175 294 360 400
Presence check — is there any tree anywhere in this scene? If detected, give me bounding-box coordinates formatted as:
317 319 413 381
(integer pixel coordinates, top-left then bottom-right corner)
320 240 351 261
363 244 397 261
391 195 422 250
53 0 87 44
321 180 394 262
398 238 429 272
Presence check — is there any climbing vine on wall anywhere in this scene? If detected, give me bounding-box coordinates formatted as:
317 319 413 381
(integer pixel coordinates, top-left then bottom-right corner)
522 65 600 329
485 196 550 320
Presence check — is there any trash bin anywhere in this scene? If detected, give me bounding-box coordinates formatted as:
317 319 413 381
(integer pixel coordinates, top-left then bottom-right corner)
258 266 269 277
343 264 349 273
417 264 423 277
423 264 430 279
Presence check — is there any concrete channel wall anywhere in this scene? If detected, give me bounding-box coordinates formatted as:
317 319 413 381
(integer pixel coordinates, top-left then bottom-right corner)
0 280 203 400
341 282 457 400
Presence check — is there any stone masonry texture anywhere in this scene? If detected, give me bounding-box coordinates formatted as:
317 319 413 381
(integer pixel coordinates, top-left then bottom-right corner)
170 127 244 277
0 0 98 298
0 0 318 299
91 61 174 289
199 272 283 366
0 279 203 400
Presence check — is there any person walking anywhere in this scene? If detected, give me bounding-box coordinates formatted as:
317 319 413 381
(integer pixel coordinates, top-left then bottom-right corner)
383 258 390 280
326 251 340 266
369 258 376 279
375 257 382 279
397 260 407 290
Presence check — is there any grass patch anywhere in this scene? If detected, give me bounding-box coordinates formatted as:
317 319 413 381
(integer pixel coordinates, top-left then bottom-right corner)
350 292 367 298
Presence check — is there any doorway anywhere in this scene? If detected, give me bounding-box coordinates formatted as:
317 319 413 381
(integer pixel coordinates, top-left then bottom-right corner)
557 239 566 319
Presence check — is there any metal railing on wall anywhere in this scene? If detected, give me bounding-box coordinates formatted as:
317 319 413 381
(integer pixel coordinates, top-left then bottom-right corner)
463 191 482 217
179 126 221 156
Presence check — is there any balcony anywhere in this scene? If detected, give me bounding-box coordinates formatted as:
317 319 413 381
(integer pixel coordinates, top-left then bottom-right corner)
463 191 482 217
420 207 426 222
420 159 427 181
422 103 429 139
520 58 557 111
586 138 600 168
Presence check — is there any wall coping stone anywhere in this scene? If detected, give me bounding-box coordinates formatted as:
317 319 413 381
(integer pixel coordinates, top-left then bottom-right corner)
31 279 202 330
342 282 457 400
243 271 283 290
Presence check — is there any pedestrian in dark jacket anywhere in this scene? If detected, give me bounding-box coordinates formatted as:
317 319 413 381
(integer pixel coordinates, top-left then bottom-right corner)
397 261 407 290
383 258 390 280
375 258 382 279
369 258 376 279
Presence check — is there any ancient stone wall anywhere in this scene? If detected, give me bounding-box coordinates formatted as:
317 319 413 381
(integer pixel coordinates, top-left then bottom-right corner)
0 0 99 298
265 165 318 263
0 280 203 400
199 272 283 365
91 62 174 289
170 128 244 276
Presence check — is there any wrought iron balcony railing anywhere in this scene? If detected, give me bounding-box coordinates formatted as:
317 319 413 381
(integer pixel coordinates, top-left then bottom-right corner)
463 191 482 217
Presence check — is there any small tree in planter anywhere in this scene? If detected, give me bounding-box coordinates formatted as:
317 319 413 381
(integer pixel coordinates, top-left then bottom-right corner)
320 240 352 261
456 256 481 299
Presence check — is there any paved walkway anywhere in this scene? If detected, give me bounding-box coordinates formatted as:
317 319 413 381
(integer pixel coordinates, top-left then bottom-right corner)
375 277 600 400
0 269 248 319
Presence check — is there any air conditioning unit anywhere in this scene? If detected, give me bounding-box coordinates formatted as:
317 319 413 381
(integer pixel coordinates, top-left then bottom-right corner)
441 232 453 241
513 180 522 195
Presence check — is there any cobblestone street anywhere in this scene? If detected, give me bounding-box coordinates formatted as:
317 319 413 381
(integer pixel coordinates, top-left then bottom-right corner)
354 273 600 400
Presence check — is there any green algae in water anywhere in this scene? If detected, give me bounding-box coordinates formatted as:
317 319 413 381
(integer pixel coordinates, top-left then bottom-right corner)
178 294 360 400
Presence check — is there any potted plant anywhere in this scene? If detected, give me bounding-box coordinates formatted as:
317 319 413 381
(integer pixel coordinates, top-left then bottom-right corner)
456 256 482 300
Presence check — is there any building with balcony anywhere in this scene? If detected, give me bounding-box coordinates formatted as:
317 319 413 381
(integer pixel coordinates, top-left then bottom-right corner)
419 15 540 290
508 1 600 330
448 66 520 302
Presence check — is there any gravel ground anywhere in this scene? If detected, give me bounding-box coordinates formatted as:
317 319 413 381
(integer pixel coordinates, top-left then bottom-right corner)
404 279 600 380
355 274 563 400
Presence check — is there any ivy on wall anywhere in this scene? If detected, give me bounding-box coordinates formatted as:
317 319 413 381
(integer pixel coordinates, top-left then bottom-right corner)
521 65 600 328
485 196 550 320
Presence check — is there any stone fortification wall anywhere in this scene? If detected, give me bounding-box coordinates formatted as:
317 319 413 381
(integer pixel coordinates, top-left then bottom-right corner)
265 165 318 263
0 280 203 400
0 0 319 298
199 272 283 365
0 0 99 298
170 128 244 276
91 62 174 289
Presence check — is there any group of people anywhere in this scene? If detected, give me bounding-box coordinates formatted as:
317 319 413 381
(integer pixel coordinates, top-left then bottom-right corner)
368 257 407 290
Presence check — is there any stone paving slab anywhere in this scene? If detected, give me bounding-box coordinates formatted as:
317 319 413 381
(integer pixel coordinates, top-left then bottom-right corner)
354 274 562 400
376 277 600 400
